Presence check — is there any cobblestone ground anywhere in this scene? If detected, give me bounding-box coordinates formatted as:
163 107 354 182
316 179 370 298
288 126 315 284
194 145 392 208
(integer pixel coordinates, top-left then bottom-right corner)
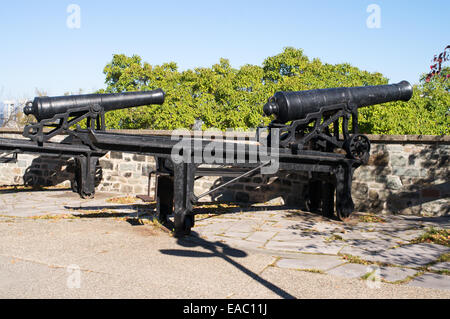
0 189 449 292
192 203 450 290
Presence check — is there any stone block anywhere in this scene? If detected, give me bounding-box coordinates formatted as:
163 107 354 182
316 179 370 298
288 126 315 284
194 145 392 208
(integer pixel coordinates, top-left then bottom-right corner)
385 145 404 153
390 154 408 167
368 152 389 166
131 154 145 162
120 185 133 194
110 152 123 159
386 176 402 190
119 163 135 172
99 160 113 170
368 190 379 201
430 262 450 271
352 182 368 200
360 243 450 267
327 263 369 278
277 255 345 272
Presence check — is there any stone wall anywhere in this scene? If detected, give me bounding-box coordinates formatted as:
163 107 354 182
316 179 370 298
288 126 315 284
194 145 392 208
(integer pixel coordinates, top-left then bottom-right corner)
0 129 448 216
352 137 449 216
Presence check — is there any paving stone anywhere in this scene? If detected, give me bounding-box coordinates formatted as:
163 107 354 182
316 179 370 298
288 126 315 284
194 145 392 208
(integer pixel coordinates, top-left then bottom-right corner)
384 229 425 241
215 238 264 251
197 234 229 242
265 239 344 254
297 242 344 255
193 221 236 234
360 243 450 267
338 246 368 257
276 255 345 271
238 212 274 220
430 262 450 272
245 231 277 243
408 273 450 290
221 231 251 239
340 231 380 241
271 231 321 242
307 222 340 233
327 263 371 279
370 223 423 233
271 220 306 229
264 240 302 252
226 220 261 233
344 238 400 253
419 216 450 229
379 267 417 282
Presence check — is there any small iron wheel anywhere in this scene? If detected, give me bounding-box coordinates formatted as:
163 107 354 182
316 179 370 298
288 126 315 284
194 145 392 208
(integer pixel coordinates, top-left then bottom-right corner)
344 134 371 163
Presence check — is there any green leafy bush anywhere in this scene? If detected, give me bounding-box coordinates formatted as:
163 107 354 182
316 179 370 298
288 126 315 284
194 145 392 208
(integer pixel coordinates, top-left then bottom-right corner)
101 48 449 135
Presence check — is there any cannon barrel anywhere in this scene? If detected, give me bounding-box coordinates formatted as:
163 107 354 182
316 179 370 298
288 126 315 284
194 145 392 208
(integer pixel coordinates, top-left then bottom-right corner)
263 81 413 123
24 89 165 121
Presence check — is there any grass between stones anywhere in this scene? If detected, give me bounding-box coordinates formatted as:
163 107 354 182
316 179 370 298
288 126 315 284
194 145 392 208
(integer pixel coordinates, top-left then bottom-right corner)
358 214 386 223
106 196 141 204
324 234 346 242
339 254 374 266
419 252 450 276
436 252 450 263
297 269 325 274
360 268 379 281
0 185 68 192
30 214 79 220
358 266 425 285
193 203 241 220
386 271 425 285
410 227 450 247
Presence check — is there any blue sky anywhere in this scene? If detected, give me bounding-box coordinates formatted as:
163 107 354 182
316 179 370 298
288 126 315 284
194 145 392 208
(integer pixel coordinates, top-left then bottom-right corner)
0 0 448 99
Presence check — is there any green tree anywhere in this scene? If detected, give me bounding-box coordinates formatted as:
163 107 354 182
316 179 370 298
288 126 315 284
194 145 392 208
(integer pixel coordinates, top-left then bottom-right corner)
101 48 449 135
358 67 449 135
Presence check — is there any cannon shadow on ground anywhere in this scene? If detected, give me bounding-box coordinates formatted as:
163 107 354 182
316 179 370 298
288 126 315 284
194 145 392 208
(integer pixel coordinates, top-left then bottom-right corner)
65 202 299 220
65 202 298 298
160 231 296 299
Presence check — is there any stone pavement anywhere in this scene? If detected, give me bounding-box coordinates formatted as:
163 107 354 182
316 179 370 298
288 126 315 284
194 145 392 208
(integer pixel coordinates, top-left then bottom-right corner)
0 189 449 297
193 203 450 290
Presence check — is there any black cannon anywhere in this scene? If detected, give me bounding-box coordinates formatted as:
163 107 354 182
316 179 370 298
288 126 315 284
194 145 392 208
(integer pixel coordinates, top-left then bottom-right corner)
22 89 165 144
263 81 413 123
259 81 413 221
24 89 165 121
20 89 165 198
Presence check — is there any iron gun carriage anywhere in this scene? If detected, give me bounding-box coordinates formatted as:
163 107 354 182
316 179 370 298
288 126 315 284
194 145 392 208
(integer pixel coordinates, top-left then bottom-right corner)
0 82 413 235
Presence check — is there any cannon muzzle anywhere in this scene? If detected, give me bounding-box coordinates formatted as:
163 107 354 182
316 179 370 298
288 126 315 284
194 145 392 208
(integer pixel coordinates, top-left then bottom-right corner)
24 89 165 121
263 81 413 123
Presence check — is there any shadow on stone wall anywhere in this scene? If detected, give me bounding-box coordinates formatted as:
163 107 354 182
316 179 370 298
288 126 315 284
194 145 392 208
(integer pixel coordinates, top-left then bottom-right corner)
21 136 104 191
385 144 449 215
201 143 449 217
355 144 449 216
386 182 449 215
23 157 76 188
202 171 309 210
23 157 103 191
